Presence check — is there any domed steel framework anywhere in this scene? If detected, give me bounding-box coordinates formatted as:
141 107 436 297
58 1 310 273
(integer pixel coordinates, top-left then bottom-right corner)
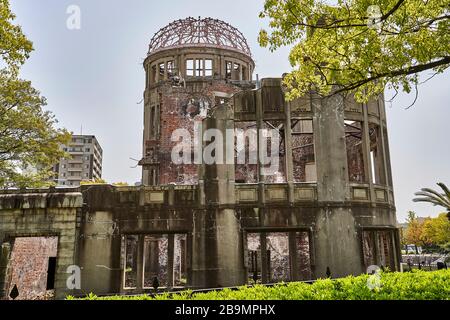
148 17 252 56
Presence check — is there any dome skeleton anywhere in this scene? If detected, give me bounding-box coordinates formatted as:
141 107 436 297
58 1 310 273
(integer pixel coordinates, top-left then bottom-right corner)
148 17 252 56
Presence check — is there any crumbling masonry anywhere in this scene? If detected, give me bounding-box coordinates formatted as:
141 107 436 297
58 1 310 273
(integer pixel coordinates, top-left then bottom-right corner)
0 17 400 299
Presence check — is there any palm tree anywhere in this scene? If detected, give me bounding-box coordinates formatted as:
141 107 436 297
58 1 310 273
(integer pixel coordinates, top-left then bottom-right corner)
413 183 450 221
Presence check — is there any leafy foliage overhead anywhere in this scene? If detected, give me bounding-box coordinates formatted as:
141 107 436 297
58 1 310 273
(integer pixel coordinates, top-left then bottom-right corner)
259 0 450 102
0 0 32 73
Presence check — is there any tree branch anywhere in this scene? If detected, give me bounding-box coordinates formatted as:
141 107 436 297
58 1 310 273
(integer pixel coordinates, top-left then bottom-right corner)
334 56 450 94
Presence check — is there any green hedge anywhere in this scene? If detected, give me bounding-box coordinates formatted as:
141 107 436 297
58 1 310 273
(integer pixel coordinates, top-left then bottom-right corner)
71 269 450 300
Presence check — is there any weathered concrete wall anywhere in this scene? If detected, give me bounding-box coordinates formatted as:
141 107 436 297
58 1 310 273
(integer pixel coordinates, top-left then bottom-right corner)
0 190 82 299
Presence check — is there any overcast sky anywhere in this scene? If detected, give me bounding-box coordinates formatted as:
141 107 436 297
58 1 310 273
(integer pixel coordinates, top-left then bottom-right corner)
10 0 450 222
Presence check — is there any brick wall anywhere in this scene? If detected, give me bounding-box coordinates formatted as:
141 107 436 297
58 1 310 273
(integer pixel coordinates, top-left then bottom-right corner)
6 237 58 300
145 81 243 185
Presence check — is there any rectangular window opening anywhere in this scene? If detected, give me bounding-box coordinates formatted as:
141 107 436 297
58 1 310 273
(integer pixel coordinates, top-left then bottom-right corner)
186 59 194 77
204 59 213 76
124 235 138 289
292 119 316 183
46 257 57 290
345 120 367 183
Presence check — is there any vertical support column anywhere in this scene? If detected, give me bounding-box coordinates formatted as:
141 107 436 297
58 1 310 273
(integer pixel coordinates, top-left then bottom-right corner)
0 242 11 299
220 55 225 78
373 231 380 266
168 184 175 206
167 234 175 288
289 232 299 281
260 233 268 284
163 60 167 81
179 53 185 77
390 230 398 271
312 92 363 278
256 90 266 205
378 96 393 204
136 235 144 292
191 103 245 289
284 101 295 204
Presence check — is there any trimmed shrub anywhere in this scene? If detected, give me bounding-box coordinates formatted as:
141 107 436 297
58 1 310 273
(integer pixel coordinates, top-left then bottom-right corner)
70 269 450 300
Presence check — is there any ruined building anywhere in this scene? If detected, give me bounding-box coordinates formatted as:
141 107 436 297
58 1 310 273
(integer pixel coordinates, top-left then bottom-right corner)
0 18 400 300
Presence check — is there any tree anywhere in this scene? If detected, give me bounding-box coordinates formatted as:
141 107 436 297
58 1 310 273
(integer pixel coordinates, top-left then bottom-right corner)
0 0 33 74
80 180 130 186
0 0 70 188
80 178 108 186
422 213 450 248
112 182 130 187
258 0 450 103
414 183 450 221
404 211 426 246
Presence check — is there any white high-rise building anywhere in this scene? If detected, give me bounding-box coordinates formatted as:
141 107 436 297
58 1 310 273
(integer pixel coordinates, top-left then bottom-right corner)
53 135 103 187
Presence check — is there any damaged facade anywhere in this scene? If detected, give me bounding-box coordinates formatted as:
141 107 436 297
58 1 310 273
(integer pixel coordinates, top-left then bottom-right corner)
0 17 400 300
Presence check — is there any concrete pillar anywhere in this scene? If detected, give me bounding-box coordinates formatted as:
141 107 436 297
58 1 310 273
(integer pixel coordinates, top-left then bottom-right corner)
191 103 245 288
363 102 376 201
284 100 295 204
312 92 363 278
0 242 11 299
167 234 175 288
260 233 268 283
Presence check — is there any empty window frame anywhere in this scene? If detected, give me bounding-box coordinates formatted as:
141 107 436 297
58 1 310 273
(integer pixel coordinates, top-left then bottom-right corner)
247 233 263 284
204 59 213 76
291 119 316 183
148 106 154 138
166 60 177 79
226 61 233 79
123 234 188 290
149 105 160 138
266 233 290 283
246 231 312 284
369 124 386 185
235 122 258 183
173 234 188 287
148 167 159 186
124 235 139 289
345 120 367 183
261 120 286 183
226 61 242 80
186 58 213 77
362 230 396 271
242 65 248 81
159 62 165 78
143 235 169 289
186 59 195 76
233 63 241 80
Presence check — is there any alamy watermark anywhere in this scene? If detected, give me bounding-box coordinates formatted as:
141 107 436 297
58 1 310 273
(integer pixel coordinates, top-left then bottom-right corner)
366 265 382 291
66 265 81 290
66 5 81 30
